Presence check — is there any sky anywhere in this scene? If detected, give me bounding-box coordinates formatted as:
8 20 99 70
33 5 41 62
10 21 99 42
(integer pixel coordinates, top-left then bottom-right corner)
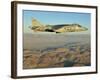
23 10 91 33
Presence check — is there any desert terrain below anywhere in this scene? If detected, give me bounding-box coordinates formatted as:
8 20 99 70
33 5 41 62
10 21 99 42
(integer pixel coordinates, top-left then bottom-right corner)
23 33 91 69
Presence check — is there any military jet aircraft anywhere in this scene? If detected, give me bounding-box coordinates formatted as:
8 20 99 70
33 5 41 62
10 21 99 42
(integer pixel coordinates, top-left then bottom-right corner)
29 18 88 33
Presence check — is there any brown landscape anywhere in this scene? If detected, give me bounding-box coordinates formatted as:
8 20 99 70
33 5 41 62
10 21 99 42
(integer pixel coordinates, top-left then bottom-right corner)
23 33 90 69
23 44 90 69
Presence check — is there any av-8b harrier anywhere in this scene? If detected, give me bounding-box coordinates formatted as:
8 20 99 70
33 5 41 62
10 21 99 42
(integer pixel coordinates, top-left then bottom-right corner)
29 18 88 33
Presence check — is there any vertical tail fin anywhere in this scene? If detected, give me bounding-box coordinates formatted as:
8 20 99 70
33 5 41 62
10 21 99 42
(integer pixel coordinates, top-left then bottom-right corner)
32 18 44 27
